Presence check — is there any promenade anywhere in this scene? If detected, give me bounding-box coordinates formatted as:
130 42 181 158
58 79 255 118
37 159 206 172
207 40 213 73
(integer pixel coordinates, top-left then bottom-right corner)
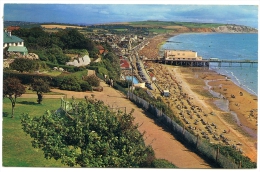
21 81 211 168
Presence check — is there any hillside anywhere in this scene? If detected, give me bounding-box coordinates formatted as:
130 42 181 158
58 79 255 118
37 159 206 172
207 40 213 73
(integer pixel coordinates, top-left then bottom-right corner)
129 21 258 33
4 20 258 34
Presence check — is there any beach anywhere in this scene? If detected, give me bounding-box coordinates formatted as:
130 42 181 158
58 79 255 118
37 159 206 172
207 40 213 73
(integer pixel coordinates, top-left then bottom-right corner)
138 34 258 162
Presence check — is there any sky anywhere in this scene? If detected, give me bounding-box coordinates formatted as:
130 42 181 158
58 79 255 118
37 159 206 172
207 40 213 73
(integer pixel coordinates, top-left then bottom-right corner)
2 1 259 28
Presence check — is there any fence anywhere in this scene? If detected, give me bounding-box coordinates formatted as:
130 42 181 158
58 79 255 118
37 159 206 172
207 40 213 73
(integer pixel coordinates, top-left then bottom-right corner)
128 92 239 169
60 97 73 112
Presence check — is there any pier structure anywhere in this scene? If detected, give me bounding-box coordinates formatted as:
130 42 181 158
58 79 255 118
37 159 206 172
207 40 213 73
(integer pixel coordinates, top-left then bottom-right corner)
144 58 210 67
144 58 257 67
143 50 257 67
207 59 258 67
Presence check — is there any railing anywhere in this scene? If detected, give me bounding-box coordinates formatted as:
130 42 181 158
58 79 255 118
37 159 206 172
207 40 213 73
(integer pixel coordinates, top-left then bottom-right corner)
128 92 239 169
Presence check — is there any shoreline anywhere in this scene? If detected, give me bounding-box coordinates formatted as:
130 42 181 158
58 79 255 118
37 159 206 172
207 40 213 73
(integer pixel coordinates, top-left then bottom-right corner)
209 66 258 97
138 33 257 162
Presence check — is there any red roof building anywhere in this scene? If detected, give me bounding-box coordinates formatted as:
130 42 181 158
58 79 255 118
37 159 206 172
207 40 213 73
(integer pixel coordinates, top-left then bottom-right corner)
96 45 105 55
7 26 20 32
120 59 131 70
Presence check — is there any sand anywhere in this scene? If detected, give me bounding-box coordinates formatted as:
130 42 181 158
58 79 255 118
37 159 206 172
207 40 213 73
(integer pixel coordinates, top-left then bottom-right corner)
138 34 258 162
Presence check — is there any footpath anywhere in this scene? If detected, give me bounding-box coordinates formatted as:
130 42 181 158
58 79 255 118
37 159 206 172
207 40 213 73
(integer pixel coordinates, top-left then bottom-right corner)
21 81 211 168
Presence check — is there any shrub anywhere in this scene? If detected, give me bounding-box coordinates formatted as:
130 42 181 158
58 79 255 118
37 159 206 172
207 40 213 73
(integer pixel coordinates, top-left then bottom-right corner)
83 74 100 87
80 81 92 91
151 159 177 168
58 76 82 91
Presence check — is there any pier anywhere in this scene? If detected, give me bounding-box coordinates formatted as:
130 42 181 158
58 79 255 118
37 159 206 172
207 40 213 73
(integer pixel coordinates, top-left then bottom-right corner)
143 58 258 67
207 59 258 67
144 58 210 67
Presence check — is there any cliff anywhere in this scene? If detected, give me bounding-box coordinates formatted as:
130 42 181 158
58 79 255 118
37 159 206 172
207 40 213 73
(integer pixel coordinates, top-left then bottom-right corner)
172 25 258 33
212 25 258 33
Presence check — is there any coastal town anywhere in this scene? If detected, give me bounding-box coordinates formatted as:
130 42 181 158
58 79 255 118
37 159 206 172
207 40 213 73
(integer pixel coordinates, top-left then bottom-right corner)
2 20 258 168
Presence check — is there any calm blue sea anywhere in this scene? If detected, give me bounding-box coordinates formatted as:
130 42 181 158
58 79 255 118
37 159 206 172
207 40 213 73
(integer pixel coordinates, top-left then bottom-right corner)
161 33 258 95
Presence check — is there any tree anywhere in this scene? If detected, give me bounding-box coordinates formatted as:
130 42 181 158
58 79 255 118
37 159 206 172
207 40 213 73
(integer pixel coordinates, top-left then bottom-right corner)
103 52 121 80
31 78 50 104
20 98 154 167
10 58 37 73
3 77 26 118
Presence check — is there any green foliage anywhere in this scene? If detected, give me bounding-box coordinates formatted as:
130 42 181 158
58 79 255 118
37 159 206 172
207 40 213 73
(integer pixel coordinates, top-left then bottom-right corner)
69 70 89 80
97 67 108 76
20 98 154 167
80 81 92 91
116 80 132 88
10 58 37 73
129 20 224 28
31 78 51 104
211 144 256 168
2 98 66 167
151 159 177 168
83 74 100 87
3 77 26 117
103 52 121 80
63 49 89 56
133 87 181 125
45 61 80 72
12 27 98 65
3 71 53 85
58 76 82 91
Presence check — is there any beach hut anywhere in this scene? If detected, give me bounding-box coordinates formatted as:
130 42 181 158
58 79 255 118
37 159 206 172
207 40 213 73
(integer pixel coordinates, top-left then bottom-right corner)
163 90 170 97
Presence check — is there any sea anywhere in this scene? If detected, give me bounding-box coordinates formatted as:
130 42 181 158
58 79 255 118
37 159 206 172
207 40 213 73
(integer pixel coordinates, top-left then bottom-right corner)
160 33 258 96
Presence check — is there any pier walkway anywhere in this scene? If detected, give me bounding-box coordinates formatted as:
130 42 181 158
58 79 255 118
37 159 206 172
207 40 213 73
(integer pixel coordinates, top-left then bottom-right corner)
207 59 258 67
143 58 257 67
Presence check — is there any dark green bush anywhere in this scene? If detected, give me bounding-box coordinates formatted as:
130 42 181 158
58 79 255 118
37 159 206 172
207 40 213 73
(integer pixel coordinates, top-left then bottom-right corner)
58 76 82 91
151 159 177 168
80 81 92 91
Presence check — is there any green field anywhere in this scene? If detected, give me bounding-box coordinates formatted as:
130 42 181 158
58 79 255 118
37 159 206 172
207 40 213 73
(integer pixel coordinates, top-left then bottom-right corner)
2 98 71 167
113 28 128 32
129 20 224 28
148 28 172 34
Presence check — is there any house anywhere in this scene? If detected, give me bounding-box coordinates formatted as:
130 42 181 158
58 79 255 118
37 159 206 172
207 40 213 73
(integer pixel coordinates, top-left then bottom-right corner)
7 26 20 32
164 50 202 61
7 46 28 55
120 58 132 70
3 31 24 48
96 45 105 55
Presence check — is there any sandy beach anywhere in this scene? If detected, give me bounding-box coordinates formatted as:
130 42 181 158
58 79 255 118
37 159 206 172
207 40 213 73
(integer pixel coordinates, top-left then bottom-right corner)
138 34 258 162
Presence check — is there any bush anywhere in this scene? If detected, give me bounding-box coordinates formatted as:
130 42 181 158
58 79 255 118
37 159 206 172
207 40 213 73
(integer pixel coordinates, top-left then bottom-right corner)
151 159 177 168
10 58 37 73
83 74 100 87
3 71 52 85
116 80 132 88
58 76 82 91
80 81 92 91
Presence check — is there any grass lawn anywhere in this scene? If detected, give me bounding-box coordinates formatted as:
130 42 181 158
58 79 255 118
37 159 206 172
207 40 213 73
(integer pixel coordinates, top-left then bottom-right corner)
2 98 67 167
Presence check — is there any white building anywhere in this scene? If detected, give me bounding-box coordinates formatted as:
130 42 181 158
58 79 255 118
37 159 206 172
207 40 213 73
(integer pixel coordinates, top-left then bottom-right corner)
3 31 24 48
164 50 202 61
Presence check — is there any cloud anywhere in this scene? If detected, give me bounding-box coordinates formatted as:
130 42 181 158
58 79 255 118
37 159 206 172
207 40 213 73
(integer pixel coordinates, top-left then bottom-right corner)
3 4 258 28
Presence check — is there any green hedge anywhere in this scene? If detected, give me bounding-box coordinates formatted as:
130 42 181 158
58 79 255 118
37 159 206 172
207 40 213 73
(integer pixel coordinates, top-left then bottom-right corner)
45 62 86 72
3 71 92 92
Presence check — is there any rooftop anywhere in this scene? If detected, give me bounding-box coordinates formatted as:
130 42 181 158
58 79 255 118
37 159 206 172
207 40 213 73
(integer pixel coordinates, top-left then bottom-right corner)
3 31 24 43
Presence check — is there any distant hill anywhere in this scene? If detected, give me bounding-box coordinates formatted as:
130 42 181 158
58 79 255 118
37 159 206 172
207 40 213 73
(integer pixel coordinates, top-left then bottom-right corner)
126 21 258 33
4 21 41 28
4 20 258 33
